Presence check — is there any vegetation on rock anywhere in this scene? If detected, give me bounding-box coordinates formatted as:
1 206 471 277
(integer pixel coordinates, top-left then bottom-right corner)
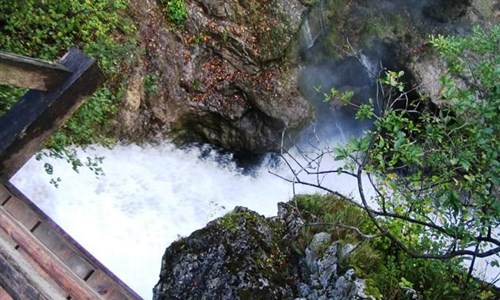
281 24 499 295
161 0 188 25
0 0 136 178
294 194 499 299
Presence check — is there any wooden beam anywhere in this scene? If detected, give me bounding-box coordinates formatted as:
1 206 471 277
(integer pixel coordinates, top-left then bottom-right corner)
0 51 72 91
0 48 105 181
3 183 143 299
0 285 14 300
0 252 49 300
0 208 100 300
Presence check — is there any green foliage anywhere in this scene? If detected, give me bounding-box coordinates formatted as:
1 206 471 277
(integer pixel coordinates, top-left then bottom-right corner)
144 72 160 95
0 86 26 117
0 0 136 179
162 0 188 25
380 70 405 92
294 194 499 299
332 25 500 262
314 85 354 105
294 194 375 244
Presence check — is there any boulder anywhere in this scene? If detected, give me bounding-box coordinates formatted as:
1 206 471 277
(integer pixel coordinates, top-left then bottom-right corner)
153 204 372 300
152 206 298 299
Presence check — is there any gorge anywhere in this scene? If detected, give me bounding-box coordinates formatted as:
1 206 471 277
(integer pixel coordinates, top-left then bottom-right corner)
5 0 499 299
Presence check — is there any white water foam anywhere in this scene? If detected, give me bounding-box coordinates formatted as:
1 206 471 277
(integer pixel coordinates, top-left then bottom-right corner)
11 141 498 298
11 142 356 298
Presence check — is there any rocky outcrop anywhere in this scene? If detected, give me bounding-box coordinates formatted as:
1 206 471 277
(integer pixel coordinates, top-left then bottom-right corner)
153 204 372 300
294 0 498 122
114 0 312 155
114 0 498 155
423 0 473 22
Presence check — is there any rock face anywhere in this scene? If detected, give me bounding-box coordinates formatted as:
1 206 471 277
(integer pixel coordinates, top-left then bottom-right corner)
114 0 498 156
423 0 473 22
115 0 312 155
293 0 498 120
153 205 372 300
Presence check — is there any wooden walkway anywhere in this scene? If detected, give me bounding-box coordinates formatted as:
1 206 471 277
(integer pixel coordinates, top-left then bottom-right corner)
0 183 141 299
0 49 142 299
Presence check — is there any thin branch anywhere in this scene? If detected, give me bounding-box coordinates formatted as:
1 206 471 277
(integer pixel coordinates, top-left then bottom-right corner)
306 222 385 240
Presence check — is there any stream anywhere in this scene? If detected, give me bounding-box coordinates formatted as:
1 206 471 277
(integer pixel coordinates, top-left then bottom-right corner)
11 142 356 298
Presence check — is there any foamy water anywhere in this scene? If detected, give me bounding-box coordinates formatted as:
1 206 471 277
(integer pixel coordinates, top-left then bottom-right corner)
11 141 498 298
11 142 355 298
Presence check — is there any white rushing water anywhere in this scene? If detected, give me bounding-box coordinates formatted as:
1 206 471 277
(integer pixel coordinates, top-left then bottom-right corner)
11 142 358 299
10 141 499 298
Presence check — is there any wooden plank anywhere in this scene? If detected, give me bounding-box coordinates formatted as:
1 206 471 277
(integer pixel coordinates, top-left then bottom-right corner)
0 230 67 299
0 209 100 299
14 247 69 299
85 269 139 299
2 196 40 230
0 253 48 300
0 185 10 204
32 222 95 280
0 51 71 91
0 48 105 181
0 285 14 300
86 269 117 297
3 184 143 299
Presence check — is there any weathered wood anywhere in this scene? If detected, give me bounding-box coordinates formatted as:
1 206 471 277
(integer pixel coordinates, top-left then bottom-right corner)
0 253 49 300
32 222 95 280
0 48 105 181
0 208 100 300
2 195 40 230
0 185 9 204
0 51 71 91
0 285 14 300
3 183 143 300
0 230 67 299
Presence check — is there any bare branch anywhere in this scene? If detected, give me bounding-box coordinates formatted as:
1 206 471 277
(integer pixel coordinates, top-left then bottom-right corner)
306 222 385 240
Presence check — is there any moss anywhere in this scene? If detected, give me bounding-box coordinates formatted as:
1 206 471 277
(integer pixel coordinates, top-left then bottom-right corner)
293 194 374 244
220 209 266 233
473 0 495 19
364 278 383 300
291 194 500 299
359 13 406 46
222 208 293 283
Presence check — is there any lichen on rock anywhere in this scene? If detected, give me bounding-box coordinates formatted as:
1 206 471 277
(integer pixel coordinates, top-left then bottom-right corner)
153 204 372 300
153 206 298 299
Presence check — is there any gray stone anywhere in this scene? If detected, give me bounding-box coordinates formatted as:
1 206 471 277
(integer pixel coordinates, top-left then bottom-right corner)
154 204 373 300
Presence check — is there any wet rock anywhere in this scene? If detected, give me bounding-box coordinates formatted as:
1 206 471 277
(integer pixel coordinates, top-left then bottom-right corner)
115 0 312 155
298 235 372 300
153 207 298 300
423 0 473 22
153 204 372 300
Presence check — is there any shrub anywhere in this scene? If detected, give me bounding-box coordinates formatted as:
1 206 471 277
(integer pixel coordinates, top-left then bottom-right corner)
0 0 136 178
162 0 188 25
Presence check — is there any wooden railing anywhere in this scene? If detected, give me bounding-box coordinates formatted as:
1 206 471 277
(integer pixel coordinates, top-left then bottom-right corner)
0 183 142 299
0 49 142 299
0 48 104 181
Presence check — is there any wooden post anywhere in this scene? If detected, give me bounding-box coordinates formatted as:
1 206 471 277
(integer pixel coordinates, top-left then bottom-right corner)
0 48 105 181
0 52 72 91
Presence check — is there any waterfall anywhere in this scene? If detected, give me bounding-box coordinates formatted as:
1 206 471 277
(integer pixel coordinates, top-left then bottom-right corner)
359 52 380 79
11 142 357 298
11 141 499 298
300 0 325 50
301 20 315 49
